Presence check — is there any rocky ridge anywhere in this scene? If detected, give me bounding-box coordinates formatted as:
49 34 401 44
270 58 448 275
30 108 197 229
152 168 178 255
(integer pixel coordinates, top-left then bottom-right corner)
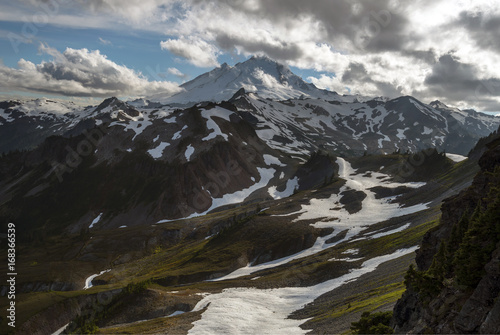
393 135 500 334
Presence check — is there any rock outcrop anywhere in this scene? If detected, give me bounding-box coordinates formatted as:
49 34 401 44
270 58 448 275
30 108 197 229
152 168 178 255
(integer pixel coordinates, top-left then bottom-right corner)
393 137 500 334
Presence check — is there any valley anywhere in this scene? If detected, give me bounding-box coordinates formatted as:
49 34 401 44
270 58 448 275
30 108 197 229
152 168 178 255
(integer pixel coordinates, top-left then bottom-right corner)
0 57 498 334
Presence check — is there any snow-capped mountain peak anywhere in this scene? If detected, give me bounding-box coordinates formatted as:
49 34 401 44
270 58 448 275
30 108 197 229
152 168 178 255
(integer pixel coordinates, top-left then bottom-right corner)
149 56 341 105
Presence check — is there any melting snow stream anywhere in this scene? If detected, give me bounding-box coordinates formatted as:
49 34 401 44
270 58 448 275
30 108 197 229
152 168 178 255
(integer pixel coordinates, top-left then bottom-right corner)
188 158 429 334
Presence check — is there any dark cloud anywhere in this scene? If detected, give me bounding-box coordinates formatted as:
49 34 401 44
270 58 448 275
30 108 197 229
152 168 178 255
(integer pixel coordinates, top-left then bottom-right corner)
215 32 303 61
341 62 369 83
401 49 437 64
421 54 500 106
341 62 403 98
425 54 478 87
453 11 500 52
425 54 500 95
200 0 412 53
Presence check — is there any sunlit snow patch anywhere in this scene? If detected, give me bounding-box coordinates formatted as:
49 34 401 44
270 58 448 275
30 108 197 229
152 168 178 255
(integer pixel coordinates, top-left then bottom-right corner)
445 153 467 162
167 311 185 317
83 269 111 290
50 323 70 335
109 112 152 141
157 168 276 223
268 177 299 200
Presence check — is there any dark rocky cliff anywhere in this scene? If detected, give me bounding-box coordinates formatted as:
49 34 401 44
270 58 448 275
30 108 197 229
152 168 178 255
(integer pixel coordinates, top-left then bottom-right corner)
393 137 500 334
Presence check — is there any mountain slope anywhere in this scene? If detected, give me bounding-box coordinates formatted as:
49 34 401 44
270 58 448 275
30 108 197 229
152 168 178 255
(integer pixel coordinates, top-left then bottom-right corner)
231 92 500 156
3 148 472 334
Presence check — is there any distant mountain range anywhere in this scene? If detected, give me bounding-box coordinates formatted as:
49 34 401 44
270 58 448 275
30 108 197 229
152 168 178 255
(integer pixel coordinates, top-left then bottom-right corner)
1 57 499 157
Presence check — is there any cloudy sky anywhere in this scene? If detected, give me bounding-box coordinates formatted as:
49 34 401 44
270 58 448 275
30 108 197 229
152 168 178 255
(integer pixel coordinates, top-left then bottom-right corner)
0 0 499 112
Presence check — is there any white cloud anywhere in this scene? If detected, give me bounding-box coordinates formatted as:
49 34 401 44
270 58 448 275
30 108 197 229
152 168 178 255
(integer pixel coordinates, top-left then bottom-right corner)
167 67 188 79
98 37 112 45
0 44 182 98
160 36 220 67
308 75 349 95
2 0 500 110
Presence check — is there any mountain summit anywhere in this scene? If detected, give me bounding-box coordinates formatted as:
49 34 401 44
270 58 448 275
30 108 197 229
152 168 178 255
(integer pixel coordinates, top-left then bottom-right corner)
151 56 339 105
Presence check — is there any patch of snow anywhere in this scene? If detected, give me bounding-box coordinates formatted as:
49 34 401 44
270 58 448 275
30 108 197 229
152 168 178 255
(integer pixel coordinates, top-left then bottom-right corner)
83 269 111 290
0 108 15 122
422 126 433 135
185 144 195 161
109 111 152 141
51 323 70 335
328 257 364 262
173 125 188 140
201 107 231 141
190 247 418 335
119 225 127 229
89 213 103 229
148 142 170 159
268 177 299 200
366 223 411 240
167 311 185 317
396 128 409 140
342 249 359 255
164 116 177 123
197 168 276 217
263 154 286 167
445 153 467 162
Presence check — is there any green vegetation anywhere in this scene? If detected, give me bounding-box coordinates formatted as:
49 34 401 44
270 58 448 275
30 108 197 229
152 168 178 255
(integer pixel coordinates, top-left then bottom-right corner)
0 147 476 334
351 311 394 334
351 148 453 183
70 280 151 334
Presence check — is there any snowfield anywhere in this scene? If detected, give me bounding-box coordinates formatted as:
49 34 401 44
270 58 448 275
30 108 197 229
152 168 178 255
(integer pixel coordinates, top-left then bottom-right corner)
215 158 427 281
189 247 418 335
